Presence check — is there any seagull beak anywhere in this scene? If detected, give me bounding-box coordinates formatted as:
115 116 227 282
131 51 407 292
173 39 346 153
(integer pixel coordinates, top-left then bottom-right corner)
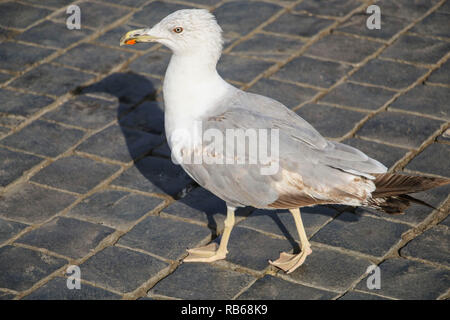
119 28 160 46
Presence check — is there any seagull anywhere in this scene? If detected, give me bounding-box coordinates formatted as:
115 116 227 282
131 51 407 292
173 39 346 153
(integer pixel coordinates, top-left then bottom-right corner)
120 9 449 273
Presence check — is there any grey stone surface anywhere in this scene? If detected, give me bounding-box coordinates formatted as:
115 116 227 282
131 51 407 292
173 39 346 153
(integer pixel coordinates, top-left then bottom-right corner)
112 156 193 197
31 155 119 194
339 290 390 300
406 143 450 177
355 258 450 299
412 12 450 38
9 63 95 96
119 101 165 134
0 88 54 117
350 59 427 90
390 84 449 120
23 277 121 300
294 0 361 17
54 43 134 74
296 103 367 138
428 59 450 84
285 245 372 292
0 218 28 245
131 1 195 27
376 0 440 21
80 246 168 293
77 124 162 163
338 14 409 40
149 262 255 299
238 275 336 300
265 12 334 38
312 212 410 257
22 0 74 8
218 54 274 83
0 182 76 224
0 120 84 157
0 42 55 72
43 95 120 130
274 56 351 88
17 217 115 259
0 245 66 292
307 34 382 64
401 224 449 267
16 20 93 49
67 189 164 230
118 215 211 260
0 292 15 300
129 50 171 77
357 111 444 149
0 147 43 187
249 78 318 109
0 2 51 29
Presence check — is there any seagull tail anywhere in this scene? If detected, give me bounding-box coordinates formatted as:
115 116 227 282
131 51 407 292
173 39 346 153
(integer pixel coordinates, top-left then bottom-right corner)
367 173 450 214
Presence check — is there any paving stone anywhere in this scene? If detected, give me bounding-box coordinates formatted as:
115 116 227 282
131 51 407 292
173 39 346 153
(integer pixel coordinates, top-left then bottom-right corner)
0 183 76 224
23 277 121 300
249 78 317 109
312 211 410 257
239 275 336 300
149 262 255 299
52 1 131 28
294 0 361 17
0 42 55 72
31 155 119 194
356 111 444 149
222 226 292 271
0 245 66 292
339 290 390 300
9 63 95 97
112 156 193 197
16 20 92 49
0 218 28 244
0 115 23 128
231 33 304 61
427 59 450 84
118 215 211 260
381 34 450 65
355 258 450 299
80 246 168 293
0 71 12 84
77 124 162 162
128 50 171 77
22 0 74 8
218 54 274 83
0 26 18 43
0 292 15 300
101 0 148 7
321 82 395 111
43 95 120 130
285 245 371 292
343 138 408 168
54 43 134 74
67 189 164 230
295 103 366 138
390 84 450 119
182 0 221 6
376 0 440 21
0 148 43 188
306 34 382 64
265 12 334 38
119 101 165 134
274 56 351 88
0 88 54 117
240 206 337 241
437 128 450 144
131 1 194 27
338 13 409 40
1 120 84 157
0 126 9 137
412 12 450 38
440 216 450 228
163 187 227 230
17 217 115 259
80 72 160 106
0 2 51 29
408 143 450 177
438 0 450 13
351 59 427 90
96 22 153 51
401 225 449 267
215 1 281 43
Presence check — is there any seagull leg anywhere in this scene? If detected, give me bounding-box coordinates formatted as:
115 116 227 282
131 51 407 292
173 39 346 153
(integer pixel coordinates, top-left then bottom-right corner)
269 208 312 274
184 206 235 263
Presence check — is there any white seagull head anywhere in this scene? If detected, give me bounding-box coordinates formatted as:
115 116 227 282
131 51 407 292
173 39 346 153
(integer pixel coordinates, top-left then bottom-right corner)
120 9 223 60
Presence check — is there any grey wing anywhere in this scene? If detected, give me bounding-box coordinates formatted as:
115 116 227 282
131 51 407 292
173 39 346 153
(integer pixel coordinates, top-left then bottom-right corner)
180 90 387 208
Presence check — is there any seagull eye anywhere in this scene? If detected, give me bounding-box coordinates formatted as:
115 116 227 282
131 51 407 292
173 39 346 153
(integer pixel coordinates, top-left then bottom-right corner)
173 27 183 33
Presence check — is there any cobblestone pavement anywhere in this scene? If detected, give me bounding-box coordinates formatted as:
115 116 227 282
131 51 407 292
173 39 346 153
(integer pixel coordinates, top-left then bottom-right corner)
0 0 449 300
